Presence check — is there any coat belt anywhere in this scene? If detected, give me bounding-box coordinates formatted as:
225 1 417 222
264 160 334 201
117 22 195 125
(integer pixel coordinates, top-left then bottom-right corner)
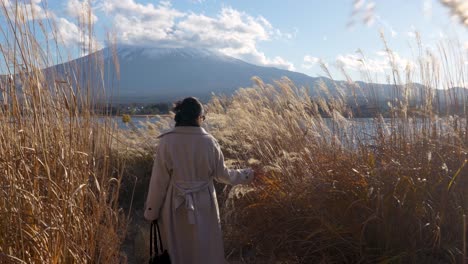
172 181 211 225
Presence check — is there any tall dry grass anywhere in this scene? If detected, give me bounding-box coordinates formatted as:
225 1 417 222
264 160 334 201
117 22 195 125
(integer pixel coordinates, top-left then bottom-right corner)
208 80 465 263
0 1 125 263
2 0 465 263
204 37 467 263
115 35 467 262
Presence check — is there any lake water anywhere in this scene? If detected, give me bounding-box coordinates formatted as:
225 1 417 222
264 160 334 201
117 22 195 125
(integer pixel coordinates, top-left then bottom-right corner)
108 116 464 145
98 115 467 151
101 116 163 129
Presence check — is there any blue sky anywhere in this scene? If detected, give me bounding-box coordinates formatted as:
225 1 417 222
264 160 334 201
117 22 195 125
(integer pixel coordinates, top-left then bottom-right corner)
1 0 467 82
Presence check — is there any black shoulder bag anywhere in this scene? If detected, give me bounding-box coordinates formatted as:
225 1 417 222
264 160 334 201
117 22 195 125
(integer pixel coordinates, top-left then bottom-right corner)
149 221 171 264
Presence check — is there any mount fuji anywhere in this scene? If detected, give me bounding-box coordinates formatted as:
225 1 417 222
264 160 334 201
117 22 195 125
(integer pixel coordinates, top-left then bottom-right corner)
3 44 465 114
51 45 319 104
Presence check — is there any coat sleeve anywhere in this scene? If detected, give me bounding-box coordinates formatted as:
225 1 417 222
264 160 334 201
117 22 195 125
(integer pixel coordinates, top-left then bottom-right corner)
212 139 254 185
144 140 171 221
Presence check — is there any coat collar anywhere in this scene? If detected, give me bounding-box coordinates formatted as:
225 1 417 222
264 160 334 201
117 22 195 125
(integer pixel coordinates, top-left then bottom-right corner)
158 126 209 138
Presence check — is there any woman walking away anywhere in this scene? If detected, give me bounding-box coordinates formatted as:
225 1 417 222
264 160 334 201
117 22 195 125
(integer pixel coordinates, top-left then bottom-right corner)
144 97 256 264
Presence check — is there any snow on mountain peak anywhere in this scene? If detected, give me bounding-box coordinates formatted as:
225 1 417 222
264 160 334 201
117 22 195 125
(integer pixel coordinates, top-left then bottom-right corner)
107 45 230 61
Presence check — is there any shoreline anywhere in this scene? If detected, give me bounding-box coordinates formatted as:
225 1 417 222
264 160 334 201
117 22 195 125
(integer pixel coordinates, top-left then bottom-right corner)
97 114 172 118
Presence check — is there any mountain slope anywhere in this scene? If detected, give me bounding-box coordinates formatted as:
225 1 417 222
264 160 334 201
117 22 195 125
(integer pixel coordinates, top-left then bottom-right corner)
52 45 319 103
2 45 466 112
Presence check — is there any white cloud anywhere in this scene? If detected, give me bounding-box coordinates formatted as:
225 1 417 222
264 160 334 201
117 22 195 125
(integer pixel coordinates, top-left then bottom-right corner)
174 8 271 46
3 0 54 20
221 47 295 71
55 17 102 52
336 51 415 73
336 54 364 70
100 0 184 44
55 17 82 46
99 1 294 70
101 0 184 23
302 55 320 69
266 56 295 71
2 0 100 56
407 31 417 38
66 0 98 24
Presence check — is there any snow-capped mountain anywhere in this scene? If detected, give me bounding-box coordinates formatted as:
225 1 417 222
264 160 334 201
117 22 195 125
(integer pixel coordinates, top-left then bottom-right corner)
49 45 319 103
112 45 234 61
2 44 465 114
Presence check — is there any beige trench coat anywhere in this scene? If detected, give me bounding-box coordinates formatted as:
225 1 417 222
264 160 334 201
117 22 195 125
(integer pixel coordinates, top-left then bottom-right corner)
144 126 254 264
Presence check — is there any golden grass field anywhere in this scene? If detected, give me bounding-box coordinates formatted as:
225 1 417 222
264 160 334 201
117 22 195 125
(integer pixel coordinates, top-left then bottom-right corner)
0 1 467 263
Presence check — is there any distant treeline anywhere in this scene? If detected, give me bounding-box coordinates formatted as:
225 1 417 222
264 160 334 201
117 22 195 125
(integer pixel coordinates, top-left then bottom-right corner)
307 98 466 118
92 98 466 117
2 99 464 118
96 102 172 115
328 102 466 118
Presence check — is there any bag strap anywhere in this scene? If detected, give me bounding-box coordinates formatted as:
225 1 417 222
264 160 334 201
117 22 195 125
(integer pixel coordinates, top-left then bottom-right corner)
150 220 165 257
155 221 164 253
150 221 159 256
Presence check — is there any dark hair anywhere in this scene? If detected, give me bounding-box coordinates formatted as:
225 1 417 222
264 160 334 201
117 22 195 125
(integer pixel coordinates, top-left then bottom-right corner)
173 97 204 127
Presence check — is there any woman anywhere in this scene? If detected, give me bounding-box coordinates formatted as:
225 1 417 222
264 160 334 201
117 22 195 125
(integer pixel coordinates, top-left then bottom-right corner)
144 97 256 264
